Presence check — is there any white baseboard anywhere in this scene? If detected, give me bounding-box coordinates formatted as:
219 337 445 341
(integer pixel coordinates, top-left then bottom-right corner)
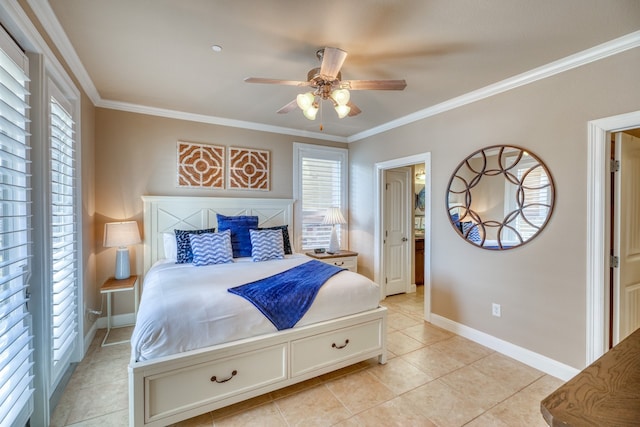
430 314 579 381
83 320 98 355
96 312 136 329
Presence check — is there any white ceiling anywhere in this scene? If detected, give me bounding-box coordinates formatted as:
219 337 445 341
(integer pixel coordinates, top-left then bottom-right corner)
38 0 640 141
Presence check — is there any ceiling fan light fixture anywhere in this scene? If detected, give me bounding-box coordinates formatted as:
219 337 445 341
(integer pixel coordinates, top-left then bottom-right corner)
335 104 351 119
303 105 318 120
296 92 315 111
331 88 350 105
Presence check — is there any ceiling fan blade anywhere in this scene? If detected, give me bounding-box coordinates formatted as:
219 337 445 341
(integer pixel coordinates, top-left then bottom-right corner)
347 101 361 117
343 79 407 91
244 77 311 86
319 47 348 80
276 99 298 114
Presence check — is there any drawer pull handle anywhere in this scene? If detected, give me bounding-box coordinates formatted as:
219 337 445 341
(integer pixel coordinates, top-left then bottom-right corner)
210 370 237 383
332 339 349 349
335 262 344 266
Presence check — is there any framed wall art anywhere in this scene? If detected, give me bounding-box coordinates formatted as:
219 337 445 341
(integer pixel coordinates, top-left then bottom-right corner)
227 147 270 191
177 141 225 189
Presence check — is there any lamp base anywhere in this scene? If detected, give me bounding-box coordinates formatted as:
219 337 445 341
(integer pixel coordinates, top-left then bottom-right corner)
327 225 340 254
115 247 131 280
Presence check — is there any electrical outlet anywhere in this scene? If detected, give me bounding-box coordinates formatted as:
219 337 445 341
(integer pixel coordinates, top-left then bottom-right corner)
492 303 501 317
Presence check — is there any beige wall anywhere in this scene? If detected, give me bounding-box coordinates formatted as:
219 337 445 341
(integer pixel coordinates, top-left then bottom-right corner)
348 47 640 369
94 109 342 314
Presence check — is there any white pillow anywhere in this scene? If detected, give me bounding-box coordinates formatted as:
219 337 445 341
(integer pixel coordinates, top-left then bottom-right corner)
162 232 177 260
250 229 284 262
189 230 233 266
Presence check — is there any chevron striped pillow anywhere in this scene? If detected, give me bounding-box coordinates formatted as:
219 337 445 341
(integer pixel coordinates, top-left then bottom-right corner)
249 229 284 262
189 230 233 266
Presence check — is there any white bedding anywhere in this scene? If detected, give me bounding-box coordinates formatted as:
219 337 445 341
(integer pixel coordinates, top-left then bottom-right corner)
132 254 380 361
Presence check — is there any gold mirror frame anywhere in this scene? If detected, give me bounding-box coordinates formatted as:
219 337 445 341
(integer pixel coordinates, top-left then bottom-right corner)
446 145 555 250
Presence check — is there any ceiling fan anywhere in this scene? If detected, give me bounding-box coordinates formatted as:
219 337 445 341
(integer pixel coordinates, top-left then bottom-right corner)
244 47 407 121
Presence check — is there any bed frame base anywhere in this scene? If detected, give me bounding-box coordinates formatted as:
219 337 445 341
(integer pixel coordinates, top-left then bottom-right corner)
129 307 387 426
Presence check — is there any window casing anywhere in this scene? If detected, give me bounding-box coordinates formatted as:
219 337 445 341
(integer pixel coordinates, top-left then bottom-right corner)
0 27 34 427
293 143 348 251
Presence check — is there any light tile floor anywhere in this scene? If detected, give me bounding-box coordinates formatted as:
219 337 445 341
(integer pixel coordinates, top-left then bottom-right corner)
51 287 563 426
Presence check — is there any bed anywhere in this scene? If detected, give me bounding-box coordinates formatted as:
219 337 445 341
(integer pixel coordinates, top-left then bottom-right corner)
128 196 387 426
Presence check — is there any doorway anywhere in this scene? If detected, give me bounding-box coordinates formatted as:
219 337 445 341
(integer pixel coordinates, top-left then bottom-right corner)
374 153 432 320
586 110 640 364
610 130 640 346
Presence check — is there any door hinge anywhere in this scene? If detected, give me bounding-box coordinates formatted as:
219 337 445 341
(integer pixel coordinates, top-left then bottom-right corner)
610 159 620 173
385 277 388 284
610 255 619 268
385 183 390 190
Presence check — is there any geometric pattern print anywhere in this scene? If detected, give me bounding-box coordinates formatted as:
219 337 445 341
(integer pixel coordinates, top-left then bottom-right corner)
189 230 233 266
177 141 225 188
228 147 270 191
174 228 216 264
462 221 482 243
250 229 284 262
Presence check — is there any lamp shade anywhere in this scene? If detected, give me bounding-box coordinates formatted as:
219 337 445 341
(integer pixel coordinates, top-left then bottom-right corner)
322 207 346 225
296 92 315 110
103 221 141 248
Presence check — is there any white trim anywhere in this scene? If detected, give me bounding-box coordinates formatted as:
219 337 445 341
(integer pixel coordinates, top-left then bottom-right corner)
349 31 640 142
586 110 640 364
292 143 349 252
431 314 579 381
374 153 431 318
27 0 98 101
99 100 348 143
23 0 640 143
96 312 136 329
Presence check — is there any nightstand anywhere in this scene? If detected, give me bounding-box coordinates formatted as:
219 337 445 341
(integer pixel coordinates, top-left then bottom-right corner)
100 275 139 346
305 250 358 272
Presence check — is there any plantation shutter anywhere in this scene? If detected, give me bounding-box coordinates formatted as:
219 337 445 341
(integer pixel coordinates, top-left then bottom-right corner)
49 86 77 384
517 163 551 239
295 144 348 251
0 27 34 427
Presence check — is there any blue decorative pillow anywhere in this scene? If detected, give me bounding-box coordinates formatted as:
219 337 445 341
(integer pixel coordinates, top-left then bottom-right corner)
174 228 216 264
189 230 233 266
451 212 461 231
258 225 292 255
216 214 259 258
462 222 481 243
249 229 284 262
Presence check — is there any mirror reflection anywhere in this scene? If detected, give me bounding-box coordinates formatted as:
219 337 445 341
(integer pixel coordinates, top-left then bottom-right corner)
447 145 555 250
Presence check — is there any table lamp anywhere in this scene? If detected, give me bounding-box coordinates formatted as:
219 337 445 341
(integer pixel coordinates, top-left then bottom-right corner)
322 207 346 254
104 221 141 279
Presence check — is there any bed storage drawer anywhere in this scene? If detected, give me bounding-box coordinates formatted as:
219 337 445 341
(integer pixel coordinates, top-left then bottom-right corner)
290 319 383 377
145 343 286 422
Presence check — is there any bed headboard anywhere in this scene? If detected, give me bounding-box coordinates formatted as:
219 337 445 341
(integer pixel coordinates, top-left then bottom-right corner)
141 196 294 274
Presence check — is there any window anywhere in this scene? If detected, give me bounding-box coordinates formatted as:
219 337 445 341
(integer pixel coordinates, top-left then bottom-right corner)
504 156 552 241
0 28 34 427
293 143 348 251
48 82 78 386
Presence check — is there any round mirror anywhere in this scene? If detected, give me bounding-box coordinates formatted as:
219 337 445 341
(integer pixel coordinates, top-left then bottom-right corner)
447 145 555 250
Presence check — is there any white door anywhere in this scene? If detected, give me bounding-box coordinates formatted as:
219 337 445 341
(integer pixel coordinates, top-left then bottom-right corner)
613 132 640 344
384 168 411 296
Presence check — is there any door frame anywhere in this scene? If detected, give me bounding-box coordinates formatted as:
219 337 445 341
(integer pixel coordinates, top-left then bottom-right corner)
374 153 432 318
586 110 640 363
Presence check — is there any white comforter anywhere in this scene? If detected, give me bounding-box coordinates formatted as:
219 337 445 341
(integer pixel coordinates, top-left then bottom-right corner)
131 254 380 361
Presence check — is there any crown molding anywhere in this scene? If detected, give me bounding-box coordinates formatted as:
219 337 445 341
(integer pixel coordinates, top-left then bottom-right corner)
347 30 640 143
27 0 100 103
98 99 348 143
25 0 640 144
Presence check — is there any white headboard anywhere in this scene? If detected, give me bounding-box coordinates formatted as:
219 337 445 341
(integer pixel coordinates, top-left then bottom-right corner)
141 196 294 274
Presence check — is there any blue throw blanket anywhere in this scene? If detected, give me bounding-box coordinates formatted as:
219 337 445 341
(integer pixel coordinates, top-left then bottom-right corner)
228 260 345 330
